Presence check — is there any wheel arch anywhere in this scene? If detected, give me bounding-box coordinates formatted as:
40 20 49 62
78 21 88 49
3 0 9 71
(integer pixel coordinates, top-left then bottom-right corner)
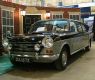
61 44 70 57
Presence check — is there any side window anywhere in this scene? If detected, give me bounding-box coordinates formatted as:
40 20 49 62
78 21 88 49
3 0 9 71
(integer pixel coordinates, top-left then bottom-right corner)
70 21 77 32
54 20 69 32
75 22 83 33
82 24 88 32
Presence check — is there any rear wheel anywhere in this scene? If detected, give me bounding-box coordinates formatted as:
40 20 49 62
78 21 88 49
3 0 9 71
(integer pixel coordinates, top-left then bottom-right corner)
85 40 91 51
54 48 68 70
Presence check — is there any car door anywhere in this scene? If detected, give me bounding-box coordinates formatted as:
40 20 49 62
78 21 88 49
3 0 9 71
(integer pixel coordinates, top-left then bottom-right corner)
69 21 80 54
80 23 89 48
74 21 85 49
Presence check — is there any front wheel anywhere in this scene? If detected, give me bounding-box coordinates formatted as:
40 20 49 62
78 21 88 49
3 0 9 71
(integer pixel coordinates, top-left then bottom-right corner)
54 48 68 70
85 40 91 51
10 60 20 66
0 53 3 56
10 57 22 66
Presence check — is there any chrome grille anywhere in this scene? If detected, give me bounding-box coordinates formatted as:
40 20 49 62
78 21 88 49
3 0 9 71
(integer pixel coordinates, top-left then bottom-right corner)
10 36 43 52
12 43 36 52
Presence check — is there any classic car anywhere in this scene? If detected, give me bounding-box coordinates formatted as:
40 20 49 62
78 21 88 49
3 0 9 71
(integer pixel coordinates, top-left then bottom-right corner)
3 19 91 70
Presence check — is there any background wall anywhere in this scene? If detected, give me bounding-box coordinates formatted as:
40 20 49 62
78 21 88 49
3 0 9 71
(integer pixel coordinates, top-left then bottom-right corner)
2 0 93 6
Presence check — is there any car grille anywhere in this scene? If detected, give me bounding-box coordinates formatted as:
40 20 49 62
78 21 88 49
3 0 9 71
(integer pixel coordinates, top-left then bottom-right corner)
10 37 42 44
11 43 35 52
10 37 43 52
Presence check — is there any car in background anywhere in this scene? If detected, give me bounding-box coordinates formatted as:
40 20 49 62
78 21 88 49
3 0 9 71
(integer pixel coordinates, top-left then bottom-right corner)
3 19 91 70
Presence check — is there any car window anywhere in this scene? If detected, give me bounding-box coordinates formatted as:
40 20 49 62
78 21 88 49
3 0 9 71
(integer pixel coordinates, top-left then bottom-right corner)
81 24 87 32
81 23 87 32
54 20 69 32
75 22 83 33
70 21 77 32
29 21 54 33
29 20 69 33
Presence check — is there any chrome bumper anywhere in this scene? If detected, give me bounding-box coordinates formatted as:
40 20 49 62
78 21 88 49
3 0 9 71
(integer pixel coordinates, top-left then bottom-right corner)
9 52 59 63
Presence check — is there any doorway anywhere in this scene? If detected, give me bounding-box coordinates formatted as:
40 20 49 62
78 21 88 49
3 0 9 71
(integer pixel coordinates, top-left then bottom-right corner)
23 15 41 34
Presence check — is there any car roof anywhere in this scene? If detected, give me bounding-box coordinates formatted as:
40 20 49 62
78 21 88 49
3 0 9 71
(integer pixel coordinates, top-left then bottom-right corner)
37 18 82 23
37 18 69 22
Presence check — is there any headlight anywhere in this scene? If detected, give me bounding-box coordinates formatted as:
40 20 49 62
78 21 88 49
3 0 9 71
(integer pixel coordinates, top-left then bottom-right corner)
42 36 53 48
8 44 12 50
2 39 12 50
34 44 40 51
2 39 9 48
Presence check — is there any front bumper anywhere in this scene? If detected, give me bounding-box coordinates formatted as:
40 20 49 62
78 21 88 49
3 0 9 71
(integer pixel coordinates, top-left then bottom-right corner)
9 52 59 63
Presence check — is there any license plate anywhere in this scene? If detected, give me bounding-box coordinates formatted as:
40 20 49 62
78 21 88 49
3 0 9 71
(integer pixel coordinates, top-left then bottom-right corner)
15 57 30 62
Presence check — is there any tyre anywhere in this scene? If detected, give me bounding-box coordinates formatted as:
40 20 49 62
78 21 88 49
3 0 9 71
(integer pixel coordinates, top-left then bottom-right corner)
10 58 21 66
10 60 19 66
0 53 3 56
85 40 91 51
54 48 68 70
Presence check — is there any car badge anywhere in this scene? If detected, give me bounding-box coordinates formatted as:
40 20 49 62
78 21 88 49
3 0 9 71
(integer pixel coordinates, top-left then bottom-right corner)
32 38 35 40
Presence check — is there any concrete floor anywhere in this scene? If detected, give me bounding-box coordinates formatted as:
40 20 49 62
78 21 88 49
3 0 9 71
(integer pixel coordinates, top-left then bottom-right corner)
0 42 95 80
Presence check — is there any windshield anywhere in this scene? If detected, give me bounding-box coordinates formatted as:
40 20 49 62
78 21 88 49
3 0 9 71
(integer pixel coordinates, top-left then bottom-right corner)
28 20 69 33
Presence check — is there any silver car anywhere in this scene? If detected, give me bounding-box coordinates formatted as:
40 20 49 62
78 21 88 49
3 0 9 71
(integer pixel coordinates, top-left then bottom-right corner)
4 19 91 70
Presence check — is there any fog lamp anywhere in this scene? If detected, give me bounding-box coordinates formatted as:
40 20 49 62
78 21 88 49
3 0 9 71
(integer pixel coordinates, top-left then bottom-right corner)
34 44 40 51
2 39 9 48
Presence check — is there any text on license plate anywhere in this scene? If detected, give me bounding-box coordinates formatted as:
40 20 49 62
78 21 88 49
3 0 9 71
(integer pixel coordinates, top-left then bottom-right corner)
15 57 30 62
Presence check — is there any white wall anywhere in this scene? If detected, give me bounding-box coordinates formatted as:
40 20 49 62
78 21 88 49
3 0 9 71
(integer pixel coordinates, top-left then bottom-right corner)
11 0 93 6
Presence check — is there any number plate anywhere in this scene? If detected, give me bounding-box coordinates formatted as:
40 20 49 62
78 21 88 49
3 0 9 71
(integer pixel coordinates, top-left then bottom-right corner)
15 57 30 62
